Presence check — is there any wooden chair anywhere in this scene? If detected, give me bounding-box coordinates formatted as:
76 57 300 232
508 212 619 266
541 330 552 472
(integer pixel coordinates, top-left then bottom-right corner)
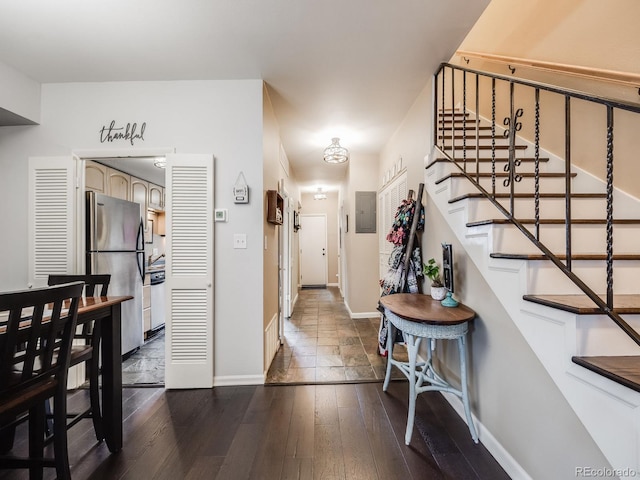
0 281 83 480
47 274 110 442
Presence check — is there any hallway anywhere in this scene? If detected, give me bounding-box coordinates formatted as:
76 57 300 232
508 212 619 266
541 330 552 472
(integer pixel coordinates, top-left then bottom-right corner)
266 287 407 384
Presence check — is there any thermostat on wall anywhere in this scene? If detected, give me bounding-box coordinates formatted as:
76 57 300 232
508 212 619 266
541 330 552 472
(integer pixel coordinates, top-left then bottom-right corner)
214 209 228 222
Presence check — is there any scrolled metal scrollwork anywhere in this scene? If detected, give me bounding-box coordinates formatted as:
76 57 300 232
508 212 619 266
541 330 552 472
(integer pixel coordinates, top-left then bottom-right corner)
502 108 524 187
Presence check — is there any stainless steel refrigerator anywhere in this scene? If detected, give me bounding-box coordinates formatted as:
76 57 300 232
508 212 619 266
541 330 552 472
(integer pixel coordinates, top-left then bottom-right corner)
86 191 145 355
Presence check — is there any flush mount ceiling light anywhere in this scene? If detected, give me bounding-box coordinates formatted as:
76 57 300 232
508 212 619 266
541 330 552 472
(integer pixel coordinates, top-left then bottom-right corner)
314 188 327 200
323 137 349 164
153 157 166 169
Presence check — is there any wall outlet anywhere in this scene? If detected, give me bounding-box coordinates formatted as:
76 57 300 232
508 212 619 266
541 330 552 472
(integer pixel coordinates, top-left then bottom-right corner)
233 234 247 249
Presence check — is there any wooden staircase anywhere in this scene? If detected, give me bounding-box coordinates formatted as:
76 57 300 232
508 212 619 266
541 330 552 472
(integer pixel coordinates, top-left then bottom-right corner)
430 109 640 393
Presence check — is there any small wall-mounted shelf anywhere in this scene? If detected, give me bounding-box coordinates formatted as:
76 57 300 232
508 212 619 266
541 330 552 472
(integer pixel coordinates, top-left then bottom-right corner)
266 190 284 225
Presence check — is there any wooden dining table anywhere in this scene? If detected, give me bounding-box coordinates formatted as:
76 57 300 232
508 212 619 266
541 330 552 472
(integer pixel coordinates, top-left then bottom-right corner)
74 295 132 453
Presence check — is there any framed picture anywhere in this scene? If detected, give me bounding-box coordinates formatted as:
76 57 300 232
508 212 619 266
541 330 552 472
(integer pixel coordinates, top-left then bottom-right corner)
145 219 154 244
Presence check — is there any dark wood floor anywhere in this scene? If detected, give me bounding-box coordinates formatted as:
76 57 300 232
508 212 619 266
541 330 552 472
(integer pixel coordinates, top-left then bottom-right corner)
0 382 509 479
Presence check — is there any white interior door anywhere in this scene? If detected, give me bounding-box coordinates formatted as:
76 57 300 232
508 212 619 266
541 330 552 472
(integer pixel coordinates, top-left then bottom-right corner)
299 214 327 286
164 153 214 389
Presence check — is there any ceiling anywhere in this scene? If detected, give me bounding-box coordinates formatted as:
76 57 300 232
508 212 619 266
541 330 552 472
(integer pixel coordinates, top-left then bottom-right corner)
0 0 489 191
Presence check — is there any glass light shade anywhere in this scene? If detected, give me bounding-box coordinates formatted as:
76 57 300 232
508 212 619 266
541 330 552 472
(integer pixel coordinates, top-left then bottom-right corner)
153 157 166 169
323 137 349 164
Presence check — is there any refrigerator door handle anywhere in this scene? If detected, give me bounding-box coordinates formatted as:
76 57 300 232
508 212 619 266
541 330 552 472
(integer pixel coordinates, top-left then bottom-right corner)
137 219 146 280
137 219 145 251
137 251 146 280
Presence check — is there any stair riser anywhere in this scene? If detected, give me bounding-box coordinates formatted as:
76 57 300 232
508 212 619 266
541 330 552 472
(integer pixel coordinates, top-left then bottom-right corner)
526 261 640 295
463 197 607 222
575 315 640 356
487 223 640 255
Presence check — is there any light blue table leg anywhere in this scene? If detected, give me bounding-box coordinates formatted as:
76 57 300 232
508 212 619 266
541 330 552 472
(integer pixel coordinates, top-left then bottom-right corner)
405 333 421 445
383 320 395 391
459 334 479 443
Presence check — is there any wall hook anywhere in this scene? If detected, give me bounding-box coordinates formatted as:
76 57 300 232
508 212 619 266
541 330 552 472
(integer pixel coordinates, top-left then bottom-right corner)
463 57 470 64
508 65 516 74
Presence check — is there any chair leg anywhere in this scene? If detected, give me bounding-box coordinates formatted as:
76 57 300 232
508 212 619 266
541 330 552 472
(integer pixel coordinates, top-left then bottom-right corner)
28 404 45 480
88 355 104 441
0 419 16 453
53 391 71 480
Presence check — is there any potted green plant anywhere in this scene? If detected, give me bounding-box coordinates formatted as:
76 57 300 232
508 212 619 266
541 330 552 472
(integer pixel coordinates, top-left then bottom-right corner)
423 258 446 300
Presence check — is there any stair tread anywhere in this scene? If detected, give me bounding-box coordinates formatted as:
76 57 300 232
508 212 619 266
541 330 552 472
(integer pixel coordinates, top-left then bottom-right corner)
493 253 640 261
445 145 527 150
523 294 640 314
439 123 492 129
572 356 640 393
439 134 504 139
428 158 550 170
437 172 576 185
449 192 606 203
468 218 640 226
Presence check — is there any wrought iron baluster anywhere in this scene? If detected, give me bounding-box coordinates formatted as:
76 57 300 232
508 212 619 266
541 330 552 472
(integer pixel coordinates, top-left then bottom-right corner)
441 68 446 150
534 88 540 240
434 69 439 150
463 71 467 172
606 106 614 310
475 74 480 184
565 96 572 271
491 78 496 198
451 67 455 160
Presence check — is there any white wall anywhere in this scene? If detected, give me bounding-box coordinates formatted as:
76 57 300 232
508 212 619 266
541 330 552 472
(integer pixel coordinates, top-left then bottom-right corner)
0 59 40 123
380 79 612 478
344 152 380 316
0 79 265 384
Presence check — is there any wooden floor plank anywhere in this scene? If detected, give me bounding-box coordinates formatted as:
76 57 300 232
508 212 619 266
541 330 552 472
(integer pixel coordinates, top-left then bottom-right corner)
354 383 412 480
248 390 295 479
285 386 315 459
338 406 379 480
0 384 509 480
313 424 346 480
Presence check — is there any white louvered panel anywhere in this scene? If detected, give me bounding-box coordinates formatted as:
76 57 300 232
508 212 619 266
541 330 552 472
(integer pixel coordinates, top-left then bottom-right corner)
170 289 208 362
28 157 77 287
34 169 70 277
170 166 208 275
164 153 214 389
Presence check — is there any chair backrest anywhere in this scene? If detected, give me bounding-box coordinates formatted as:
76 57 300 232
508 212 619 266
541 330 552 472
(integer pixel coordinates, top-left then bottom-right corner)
48 274 111 298
0 282 84 402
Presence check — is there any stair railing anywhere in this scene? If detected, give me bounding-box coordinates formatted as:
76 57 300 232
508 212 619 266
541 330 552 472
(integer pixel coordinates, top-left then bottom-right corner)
434 62 640 347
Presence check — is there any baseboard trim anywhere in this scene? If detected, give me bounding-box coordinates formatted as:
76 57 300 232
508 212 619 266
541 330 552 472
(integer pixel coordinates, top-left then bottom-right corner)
344 300 380 319
213 374 265 387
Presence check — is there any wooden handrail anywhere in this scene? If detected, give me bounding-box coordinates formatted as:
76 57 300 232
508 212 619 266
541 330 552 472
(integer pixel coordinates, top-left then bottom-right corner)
456 50 640 88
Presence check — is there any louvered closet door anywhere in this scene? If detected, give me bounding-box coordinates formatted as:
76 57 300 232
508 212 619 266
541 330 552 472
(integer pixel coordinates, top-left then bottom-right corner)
28 157 79 288
164 154 214 388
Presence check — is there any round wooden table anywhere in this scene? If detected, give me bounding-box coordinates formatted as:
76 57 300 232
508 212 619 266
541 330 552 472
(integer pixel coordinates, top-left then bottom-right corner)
379 293 478 445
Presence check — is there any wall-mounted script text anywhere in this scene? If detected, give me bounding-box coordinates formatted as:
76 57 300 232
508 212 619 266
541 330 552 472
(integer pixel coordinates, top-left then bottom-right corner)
99 121 146 145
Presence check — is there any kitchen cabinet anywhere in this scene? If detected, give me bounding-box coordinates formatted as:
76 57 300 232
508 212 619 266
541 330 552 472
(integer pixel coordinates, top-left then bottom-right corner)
131 178 149 216
107 169 131 200
148 183 164 210
85 160 108 194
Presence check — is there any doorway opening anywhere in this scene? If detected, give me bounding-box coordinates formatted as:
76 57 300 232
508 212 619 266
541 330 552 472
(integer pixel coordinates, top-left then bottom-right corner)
83 154 167 387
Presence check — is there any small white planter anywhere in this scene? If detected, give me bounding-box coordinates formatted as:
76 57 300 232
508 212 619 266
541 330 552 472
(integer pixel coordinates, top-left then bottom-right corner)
430 286 447 301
